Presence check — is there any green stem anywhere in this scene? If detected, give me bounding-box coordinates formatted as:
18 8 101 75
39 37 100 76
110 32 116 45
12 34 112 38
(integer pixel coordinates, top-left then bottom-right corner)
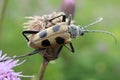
0 0 8 32
38 59 49 80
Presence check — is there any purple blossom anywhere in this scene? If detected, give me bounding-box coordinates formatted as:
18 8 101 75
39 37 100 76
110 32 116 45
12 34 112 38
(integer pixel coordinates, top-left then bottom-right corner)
0 50 29 80
60 0 76 17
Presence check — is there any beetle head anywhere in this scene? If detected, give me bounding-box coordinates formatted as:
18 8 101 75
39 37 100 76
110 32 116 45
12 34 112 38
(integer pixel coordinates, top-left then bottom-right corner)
68 17 117 43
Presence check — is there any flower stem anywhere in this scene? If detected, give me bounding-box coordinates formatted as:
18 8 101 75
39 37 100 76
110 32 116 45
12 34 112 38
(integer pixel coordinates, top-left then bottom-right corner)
0 0 8 33
38 59 49 80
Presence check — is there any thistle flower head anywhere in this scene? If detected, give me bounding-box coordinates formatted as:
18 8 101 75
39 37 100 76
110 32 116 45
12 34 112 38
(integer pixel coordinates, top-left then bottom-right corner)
60 0 76 17
0 50 25 80
23 12 64 31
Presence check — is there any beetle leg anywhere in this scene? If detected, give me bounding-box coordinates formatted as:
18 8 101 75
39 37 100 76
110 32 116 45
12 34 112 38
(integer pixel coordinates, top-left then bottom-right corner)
64 42 75 53
48 14 66 22
16 48 45 58
55 45 63 58
68 14 72 25
0 49 45 62
69 43 75 52
22 30 39 41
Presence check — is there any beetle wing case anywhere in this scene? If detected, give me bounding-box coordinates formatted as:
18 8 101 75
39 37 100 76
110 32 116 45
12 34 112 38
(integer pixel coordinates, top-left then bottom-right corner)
28 22 72 49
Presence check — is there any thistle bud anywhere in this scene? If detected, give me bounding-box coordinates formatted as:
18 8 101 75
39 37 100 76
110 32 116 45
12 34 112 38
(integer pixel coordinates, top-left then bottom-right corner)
60 0 76 18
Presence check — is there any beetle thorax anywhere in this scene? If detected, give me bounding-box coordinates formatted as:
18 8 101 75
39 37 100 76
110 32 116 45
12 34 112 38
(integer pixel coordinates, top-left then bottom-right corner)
68 25 84 38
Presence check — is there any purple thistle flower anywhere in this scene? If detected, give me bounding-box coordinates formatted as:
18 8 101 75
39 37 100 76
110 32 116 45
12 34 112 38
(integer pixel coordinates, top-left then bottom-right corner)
0 50 32 80
60 0 76 17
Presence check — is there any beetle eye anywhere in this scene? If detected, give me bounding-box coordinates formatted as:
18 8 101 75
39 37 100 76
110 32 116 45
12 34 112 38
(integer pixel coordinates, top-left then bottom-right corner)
81 32 84 36
79 30 84 36
78 27 84 36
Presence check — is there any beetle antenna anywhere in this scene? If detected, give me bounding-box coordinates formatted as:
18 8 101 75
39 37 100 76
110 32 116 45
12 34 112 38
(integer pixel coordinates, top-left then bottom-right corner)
84 30 117 44
84 17 103 29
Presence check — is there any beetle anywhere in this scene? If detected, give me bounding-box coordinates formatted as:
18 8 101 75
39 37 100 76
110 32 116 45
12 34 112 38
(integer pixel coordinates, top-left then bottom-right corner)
23 12 68 60
0 13 117 62
22 14 116 51
22 14 75 60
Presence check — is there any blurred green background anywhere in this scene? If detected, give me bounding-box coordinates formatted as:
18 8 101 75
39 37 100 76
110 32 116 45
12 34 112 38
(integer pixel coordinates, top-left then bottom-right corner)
0 0 120 80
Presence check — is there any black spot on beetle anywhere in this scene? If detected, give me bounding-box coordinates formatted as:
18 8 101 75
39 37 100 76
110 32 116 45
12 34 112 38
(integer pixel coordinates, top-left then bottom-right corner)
42 39 51 46
81 33 84 36
55 37 65 44
39 30 47 38
52 25 60 32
